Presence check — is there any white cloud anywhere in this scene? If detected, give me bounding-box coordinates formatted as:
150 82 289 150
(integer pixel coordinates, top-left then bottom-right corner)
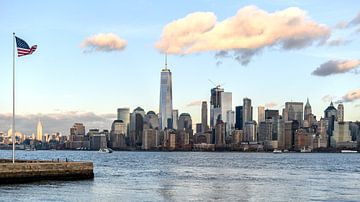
265 102 277 108
312 59 360 76
337 88 360 103
156 6 330 65
81 33 127 53
186 100 203 107
322 95 337 102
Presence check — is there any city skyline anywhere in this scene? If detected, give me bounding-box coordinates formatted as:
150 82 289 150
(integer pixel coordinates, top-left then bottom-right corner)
0 1 360 135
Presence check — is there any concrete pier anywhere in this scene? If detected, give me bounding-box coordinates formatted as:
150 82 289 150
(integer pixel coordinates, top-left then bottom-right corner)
0 159 94 184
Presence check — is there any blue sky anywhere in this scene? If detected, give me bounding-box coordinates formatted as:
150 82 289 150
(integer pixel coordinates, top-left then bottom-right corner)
0 0 359 134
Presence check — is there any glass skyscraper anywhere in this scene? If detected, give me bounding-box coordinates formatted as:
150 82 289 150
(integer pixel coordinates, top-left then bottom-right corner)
159 60 173 130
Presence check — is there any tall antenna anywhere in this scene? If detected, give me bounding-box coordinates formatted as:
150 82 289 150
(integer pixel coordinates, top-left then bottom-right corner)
165 53 168 70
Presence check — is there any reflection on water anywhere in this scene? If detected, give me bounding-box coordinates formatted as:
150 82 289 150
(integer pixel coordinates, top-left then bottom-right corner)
0 150 360 201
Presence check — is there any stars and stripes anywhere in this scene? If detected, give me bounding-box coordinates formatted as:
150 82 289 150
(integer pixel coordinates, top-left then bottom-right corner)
15 36 37 57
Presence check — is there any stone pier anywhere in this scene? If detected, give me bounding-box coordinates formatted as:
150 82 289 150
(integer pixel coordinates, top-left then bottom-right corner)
0 159 94 184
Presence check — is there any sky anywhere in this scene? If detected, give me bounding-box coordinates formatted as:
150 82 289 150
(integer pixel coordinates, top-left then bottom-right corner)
0 0 360 135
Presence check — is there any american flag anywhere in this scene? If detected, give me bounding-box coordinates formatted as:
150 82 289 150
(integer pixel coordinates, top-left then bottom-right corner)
15 36 37 57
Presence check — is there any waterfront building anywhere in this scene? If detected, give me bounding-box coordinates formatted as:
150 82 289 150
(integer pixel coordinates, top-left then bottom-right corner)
130 107 145 146
89 129 107 150
226 110 235 137
36 120 43 141
201 101 209 132
159 57 173 130
215 120 225 145
235 106 243 130
331 121 352 148
243 121 257 142
117 108 130 135
258 119 273 143
243 98 253 130
232 130 243 144
68 123 89 149
324 102 338 146
142 128 158 150
295 128 314 150
283 121 293 150
110 120 127 149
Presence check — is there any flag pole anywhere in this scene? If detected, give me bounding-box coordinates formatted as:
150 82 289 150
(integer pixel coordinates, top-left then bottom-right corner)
12 32 16 164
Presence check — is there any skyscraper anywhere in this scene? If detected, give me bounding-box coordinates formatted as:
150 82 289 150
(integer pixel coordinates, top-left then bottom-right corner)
172 109 179 130
304 98 312 121
201 101 209 132
243 98 252 129
210 86 224 128
221 92 232 123
178 113 192 130
117 108 130 136
36 120 43 141
284 102 303 124
159 56 173 130
258 106 265 124
235 106 243 130
337 103 344 122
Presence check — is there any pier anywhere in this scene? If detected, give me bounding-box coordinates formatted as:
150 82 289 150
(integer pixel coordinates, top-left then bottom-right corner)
0 159 94 184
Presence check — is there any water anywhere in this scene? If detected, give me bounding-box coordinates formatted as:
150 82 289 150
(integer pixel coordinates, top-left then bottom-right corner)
0 151 359 201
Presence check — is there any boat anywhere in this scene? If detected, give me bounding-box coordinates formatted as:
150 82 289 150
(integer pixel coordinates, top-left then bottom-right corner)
300 147 312 153
341 150 358 153
98 148 113 153
273 149 282 154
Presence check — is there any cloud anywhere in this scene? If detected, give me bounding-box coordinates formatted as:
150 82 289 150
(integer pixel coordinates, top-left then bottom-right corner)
326 38 350 46
334 11 360 29
156 6 330 65
81 33 127 53
322 95 337 102
265 102 277 108
312 59 360 76
0 112 116 136
349 11 360 26
337 88 360 103
186 100 203 107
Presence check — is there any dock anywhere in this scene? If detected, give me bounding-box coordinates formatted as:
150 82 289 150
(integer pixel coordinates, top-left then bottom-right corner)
0 159 94 184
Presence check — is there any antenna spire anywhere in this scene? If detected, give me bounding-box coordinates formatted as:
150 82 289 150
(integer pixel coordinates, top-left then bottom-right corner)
165 53 168 70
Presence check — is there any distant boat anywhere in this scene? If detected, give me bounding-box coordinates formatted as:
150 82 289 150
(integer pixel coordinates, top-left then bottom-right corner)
300 147 312 153
273 149 282 154
98 148 113 153
341 150 358 153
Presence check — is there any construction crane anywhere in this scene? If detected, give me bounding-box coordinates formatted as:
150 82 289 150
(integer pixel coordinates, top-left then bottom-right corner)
208 79 225 89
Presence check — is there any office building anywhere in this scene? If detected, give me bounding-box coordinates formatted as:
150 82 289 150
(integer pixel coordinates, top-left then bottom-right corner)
258 106 265 124
201 101 209 132
117 108 130 135
243 98 253 130
337 103 344 122
235 106 243 130
159 57 173 130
